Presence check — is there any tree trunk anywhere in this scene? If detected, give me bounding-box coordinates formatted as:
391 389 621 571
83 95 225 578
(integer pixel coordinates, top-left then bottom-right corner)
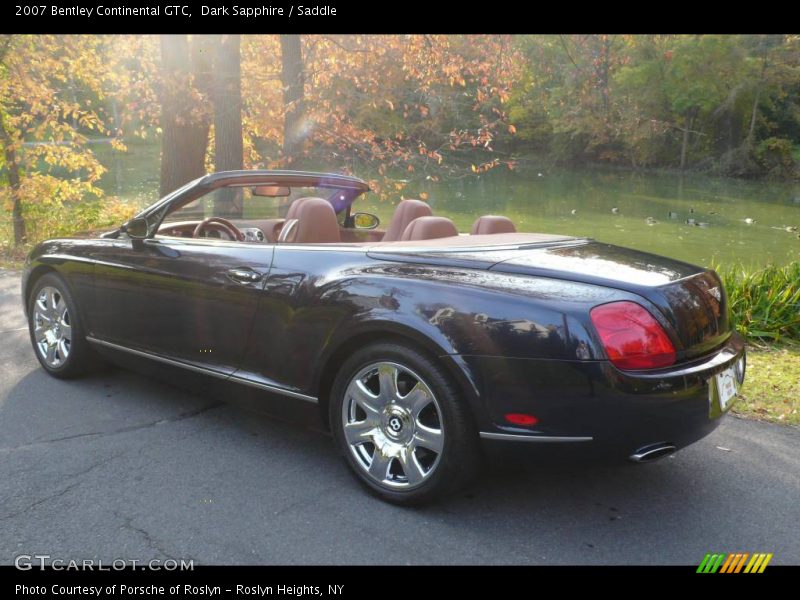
725 110 734 154
598 35 610 115
159 35 212 199
0 111 26 246
746 86 762 147
747 39 769 149
679 110 696 172
212 34 243 218
280 34 306 163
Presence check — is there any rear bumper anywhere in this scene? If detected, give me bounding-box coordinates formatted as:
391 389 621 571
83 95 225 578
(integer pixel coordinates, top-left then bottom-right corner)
462 332 746 460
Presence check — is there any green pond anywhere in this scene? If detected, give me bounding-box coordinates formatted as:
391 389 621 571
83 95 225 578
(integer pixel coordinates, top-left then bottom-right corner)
98 145 800 268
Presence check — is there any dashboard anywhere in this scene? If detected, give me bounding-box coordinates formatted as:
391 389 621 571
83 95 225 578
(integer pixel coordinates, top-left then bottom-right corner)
241 227 266 243
157 220 270 243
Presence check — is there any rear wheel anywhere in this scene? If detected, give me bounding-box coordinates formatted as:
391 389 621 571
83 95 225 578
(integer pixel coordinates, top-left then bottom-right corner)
28 273 91 379
330 342 480 504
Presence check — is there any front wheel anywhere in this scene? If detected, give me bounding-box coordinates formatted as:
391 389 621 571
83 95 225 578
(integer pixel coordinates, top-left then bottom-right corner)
28 272 91 379
330 342 481 505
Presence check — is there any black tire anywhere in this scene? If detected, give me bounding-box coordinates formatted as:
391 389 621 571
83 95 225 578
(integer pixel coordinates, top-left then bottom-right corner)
27 272 92 379
329 341 481 505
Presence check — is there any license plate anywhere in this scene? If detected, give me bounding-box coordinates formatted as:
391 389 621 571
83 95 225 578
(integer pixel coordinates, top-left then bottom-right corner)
712 365 739 413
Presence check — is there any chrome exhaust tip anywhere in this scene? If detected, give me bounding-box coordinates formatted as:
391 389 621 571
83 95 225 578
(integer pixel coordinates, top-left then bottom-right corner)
629 442 677 463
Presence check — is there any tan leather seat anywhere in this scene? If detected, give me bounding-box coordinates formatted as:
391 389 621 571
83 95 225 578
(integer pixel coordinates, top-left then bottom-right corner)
382 199 433 241
269 197 318 242
278 197 340 243
400 216 459 241
471 215 517 235
286 196 314 220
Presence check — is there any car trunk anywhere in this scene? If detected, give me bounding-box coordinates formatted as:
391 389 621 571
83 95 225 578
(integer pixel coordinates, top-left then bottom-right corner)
369 238 730 360
486 241 731 360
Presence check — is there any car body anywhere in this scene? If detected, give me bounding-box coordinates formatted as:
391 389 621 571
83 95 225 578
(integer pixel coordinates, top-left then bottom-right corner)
22 170 746 503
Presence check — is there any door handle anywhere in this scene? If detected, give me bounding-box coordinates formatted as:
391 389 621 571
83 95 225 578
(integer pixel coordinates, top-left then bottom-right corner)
227 268 262 284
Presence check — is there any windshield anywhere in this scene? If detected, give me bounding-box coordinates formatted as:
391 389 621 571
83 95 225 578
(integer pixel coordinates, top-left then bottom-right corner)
165 185 354 222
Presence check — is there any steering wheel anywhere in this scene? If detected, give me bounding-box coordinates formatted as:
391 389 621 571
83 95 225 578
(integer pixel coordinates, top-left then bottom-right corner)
192 217 244 241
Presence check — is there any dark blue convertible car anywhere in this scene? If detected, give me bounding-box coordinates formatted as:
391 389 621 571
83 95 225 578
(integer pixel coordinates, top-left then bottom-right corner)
22 171 746 503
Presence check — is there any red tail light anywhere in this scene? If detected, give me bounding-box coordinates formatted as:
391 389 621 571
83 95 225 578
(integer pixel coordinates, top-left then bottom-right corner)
590 301 676 370
504 413 539 426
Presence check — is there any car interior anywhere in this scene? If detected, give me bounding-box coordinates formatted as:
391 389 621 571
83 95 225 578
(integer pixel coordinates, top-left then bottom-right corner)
155 183 520 246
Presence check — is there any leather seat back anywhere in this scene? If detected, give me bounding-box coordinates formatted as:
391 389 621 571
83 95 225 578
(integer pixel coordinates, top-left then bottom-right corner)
275 196 317 242
471 215 517 235
400 216 459 241
279 197 341 243
382 199 433 241
286 196 314 220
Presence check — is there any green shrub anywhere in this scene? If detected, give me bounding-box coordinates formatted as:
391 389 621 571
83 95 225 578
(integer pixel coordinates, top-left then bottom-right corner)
755 137 797 178
716 262 800 342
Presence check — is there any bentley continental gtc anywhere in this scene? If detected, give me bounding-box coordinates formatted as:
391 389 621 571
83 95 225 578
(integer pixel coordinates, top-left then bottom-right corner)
22 170 746 503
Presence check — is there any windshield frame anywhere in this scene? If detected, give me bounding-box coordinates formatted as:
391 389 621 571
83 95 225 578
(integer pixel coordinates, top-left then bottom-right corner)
132 170 370 239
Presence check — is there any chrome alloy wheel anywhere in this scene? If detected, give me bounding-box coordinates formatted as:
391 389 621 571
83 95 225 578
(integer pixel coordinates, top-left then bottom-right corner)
32 286 72 368
342 362 444 489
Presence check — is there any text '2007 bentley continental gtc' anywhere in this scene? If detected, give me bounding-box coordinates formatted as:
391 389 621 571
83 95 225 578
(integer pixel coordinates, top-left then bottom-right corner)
22 170 746 504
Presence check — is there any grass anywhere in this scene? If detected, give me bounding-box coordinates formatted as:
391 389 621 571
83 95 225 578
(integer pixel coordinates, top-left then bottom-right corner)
734 343 800 426
717 262 800 342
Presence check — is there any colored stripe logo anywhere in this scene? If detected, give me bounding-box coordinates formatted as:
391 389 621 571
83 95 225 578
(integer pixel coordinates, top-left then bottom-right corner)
697 552 773 573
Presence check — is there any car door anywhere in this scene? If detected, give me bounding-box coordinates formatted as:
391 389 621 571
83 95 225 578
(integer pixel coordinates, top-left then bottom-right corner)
90 236 273 376
234 245 357 395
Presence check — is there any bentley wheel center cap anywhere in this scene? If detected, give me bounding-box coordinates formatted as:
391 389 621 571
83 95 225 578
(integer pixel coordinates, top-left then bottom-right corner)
383 407 411 441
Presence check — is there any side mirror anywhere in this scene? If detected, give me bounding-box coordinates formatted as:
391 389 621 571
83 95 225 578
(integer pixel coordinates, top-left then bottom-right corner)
123 217 149 239
353 212 380 230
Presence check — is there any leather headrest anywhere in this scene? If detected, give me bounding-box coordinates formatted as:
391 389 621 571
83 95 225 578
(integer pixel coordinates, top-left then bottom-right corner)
470 215 517 235
400 216 459 241
280 197 340 243
382 199 433 241
286 196 314 220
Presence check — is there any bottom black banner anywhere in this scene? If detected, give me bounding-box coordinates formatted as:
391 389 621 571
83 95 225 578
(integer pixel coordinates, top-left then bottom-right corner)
6 565 797 596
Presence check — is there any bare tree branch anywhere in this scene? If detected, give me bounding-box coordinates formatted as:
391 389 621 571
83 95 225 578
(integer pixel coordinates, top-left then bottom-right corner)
559 35 581 72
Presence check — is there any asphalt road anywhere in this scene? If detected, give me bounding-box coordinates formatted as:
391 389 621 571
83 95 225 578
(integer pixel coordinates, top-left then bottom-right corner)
2 269 799 566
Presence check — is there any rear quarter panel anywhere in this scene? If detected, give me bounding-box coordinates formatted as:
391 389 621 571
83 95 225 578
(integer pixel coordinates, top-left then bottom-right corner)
241 249 653 406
